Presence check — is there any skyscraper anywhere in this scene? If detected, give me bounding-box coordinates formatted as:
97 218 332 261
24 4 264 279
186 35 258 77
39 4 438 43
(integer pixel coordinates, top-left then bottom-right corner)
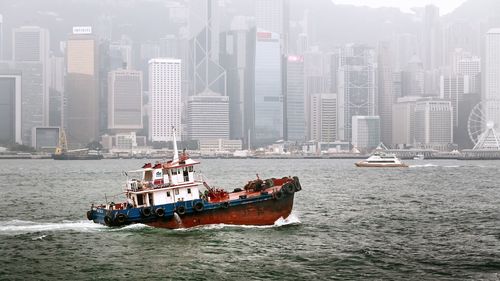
255 0 289 52
12 26 50 144
252 30 283 146
219 24 251 141
337 44 377 142
0 14 3 60
422 5 443 70
414 100 453 149
392 96 423 147
149 58 181 142
0 71 22 144
378 41 394 146
108 69 143 131
401 55 425 97
187 92 229 141
65 27 99 147
48 55 65 127
285 55 305 142
352 116 380 150
309 93 337 142
190 0 226 97
392 33 418 71
484 29 500 129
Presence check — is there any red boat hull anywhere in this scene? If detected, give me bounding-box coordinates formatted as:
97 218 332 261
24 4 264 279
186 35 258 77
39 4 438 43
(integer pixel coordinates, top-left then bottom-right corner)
146 194 295 229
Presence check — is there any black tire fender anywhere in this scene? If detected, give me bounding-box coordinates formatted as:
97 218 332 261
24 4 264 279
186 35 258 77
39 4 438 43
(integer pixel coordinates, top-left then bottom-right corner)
283 183 295 194
293 176 302 191
155 208 165 217
86 210 93 220
193 202 204 212
115 213 127 224
142 207 152 217
104 215 112 226
274 190 284 200
176 205 186 215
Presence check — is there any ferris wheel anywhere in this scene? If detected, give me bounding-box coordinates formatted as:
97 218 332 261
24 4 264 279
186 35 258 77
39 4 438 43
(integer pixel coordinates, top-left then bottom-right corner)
468 100 500 148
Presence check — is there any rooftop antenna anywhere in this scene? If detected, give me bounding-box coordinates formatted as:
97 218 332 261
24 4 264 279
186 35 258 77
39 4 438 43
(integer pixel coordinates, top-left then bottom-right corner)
172 127 179 162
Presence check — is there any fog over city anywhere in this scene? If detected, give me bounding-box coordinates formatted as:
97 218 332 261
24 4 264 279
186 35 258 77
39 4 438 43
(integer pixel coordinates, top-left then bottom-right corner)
1 0 500 157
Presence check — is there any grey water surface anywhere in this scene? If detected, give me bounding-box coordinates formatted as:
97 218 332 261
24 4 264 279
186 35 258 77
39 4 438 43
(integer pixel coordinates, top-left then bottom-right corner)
0 159 499 280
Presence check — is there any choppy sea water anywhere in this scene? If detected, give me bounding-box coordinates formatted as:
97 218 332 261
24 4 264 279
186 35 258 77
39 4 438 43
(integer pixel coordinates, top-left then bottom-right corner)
0 159 499 280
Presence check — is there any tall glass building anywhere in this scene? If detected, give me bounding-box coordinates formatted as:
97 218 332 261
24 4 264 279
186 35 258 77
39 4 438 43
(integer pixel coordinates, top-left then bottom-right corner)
285 55 305 142
252 30 283 146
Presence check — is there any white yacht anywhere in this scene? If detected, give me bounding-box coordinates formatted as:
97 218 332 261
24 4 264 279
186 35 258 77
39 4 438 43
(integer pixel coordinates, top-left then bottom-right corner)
355 152 408 168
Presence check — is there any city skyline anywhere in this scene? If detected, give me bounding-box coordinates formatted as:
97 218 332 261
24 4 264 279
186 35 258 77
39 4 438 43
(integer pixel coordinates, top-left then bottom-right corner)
0 0 499 154
331 0 467 14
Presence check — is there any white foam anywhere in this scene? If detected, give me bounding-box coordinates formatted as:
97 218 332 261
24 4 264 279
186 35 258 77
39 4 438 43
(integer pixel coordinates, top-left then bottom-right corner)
409 163 439 168
109 223 150 231
174 213 301 231
0 220 105 235
274 213 301 226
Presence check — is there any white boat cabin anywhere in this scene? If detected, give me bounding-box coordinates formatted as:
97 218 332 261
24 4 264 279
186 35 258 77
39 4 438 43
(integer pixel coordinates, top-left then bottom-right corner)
125 157 201 208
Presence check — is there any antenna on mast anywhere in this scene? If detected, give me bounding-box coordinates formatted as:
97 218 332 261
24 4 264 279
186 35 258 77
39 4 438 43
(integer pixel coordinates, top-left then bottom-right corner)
172 127 179 162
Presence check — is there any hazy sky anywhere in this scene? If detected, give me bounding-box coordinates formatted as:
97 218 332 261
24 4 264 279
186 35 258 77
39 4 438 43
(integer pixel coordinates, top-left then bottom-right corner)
331 0 468 14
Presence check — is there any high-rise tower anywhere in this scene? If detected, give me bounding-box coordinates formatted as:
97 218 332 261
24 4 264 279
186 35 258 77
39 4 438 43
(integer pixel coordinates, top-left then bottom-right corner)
149 58 181 142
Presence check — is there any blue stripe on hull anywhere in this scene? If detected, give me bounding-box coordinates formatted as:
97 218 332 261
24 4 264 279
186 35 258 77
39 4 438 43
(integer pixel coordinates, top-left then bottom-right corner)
90 193 276 226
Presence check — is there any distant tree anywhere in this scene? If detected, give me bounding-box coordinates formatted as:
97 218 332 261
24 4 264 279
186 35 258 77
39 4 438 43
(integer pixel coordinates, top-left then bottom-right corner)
87 141 103 150
8 143 36 152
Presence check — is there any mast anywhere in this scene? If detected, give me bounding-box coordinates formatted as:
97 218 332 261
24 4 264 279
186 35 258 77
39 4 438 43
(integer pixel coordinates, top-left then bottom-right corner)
172 127 179 162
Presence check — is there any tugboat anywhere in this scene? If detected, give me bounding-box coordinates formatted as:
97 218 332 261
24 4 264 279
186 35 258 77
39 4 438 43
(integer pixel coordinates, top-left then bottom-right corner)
86 131 301 229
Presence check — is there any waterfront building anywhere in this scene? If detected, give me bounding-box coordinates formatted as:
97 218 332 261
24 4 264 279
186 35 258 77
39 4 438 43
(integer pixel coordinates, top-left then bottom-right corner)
337 44 377 142
108 69 143 131
351 116 380 151
310 93 337 143
0 72 22 144
392 96 423 147
65 28 99 147
149 58 181 142
414 99 453 149
199 139 243 153
187 91 229 141
31 127 59 150
285 55 305 142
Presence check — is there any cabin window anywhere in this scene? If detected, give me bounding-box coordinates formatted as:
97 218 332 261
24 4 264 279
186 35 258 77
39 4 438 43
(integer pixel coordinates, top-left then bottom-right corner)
183 168 189 181
144 171 153 181
188 166 194 172
148 193 154 206
166 191 171 197
175 189 179 195
187 188 191 194
136 195 143 206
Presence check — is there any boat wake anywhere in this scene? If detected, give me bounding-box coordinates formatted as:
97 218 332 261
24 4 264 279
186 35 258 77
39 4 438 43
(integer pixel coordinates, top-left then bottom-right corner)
109 223 151 231
409 163 439 168
175 213 301 231
0 220 105 235
410 164 461 168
